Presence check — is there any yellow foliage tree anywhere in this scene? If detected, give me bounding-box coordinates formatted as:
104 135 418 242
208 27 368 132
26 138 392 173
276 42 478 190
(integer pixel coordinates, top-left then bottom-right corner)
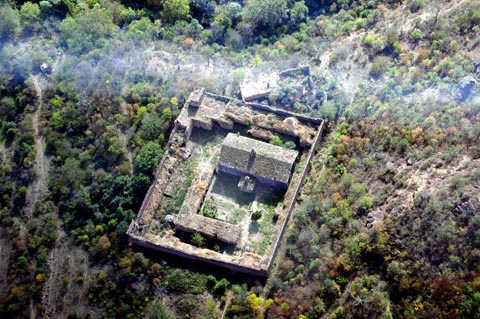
35 273 45 282
246 293 264 315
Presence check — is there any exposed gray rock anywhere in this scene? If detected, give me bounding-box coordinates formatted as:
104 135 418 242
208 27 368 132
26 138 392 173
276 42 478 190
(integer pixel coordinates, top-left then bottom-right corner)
365 213 375 228
308 76 315 90
453 201 476 218
457 75 477 101
474 60 480 77
391 207 400 216
244 246 254 253
179 148 191 160
165 214 177 223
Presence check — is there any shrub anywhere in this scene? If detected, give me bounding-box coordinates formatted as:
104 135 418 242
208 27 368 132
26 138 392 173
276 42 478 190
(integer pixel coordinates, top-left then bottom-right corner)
191 232 205 247
284 141 296 149
358 195 373 214
397 138 410 153
202 203 218 219
164 268 208 294
251 211 262 221
270 136 283 146
370 56 389 79
471 146 480 159
362 34 384 54
411 28 422 41
407 0 425 13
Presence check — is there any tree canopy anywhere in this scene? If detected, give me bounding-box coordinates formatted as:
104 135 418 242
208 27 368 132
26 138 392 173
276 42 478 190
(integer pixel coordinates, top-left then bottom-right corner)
20 2 41 30
59 8 118 54
243 0 308 31
162 0 190 24
0 4 20 40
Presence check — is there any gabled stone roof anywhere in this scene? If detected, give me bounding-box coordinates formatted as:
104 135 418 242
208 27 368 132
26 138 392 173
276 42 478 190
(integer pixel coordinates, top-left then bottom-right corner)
219 133 298 185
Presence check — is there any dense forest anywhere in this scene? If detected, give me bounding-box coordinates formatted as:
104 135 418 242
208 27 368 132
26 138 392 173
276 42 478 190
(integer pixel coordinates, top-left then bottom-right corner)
0 0 479 318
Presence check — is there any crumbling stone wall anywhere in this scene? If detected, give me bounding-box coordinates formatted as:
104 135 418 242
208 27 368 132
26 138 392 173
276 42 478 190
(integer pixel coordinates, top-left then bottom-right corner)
266 120 325 271
278 65 311 79
129 87 325 276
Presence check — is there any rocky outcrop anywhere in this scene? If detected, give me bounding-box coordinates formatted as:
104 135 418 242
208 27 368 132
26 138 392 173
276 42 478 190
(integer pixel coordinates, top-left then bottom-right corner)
474 60 480 77
453 200 476 218
457 75 477 101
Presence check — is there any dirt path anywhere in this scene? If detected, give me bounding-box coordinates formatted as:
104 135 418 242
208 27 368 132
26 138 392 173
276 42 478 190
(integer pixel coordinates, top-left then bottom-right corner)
197 145 219 181
400 0 468 32
0 235 11 296
42 245 91 319
23 75 54 319
119 129 134 174
220 290 233 319
23 74 91 319
321 282 353 319
0 142 6 163
119 92 134 174
24 75 50 219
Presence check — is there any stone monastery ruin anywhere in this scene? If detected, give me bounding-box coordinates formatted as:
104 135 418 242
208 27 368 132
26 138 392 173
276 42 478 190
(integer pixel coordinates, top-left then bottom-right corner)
128 67 324 276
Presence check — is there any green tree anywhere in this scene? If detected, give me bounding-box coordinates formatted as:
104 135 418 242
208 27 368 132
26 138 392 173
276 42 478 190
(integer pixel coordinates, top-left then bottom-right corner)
289 1 308 26
20 2 41 30
134 141 163 175
59 8 118 54
164 268 208 293
358 195 373 214
50 111 65 129
139 114 167 141
51 158 86 195
128 17 161 40
0 4 20 40
0 97 16 122
243 0 308 31
17 256 28 268
162 0 190 24
243 0 288 29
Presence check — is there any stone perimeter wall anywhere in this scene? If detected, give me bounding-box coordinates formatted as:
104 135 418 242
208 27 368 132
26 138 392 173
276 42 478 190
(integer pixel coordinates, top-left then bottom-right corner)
246 102 323 126
128 90 326 276
127 124 181 236
265 120 325 272
278 65 311 79
130 235 269 276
